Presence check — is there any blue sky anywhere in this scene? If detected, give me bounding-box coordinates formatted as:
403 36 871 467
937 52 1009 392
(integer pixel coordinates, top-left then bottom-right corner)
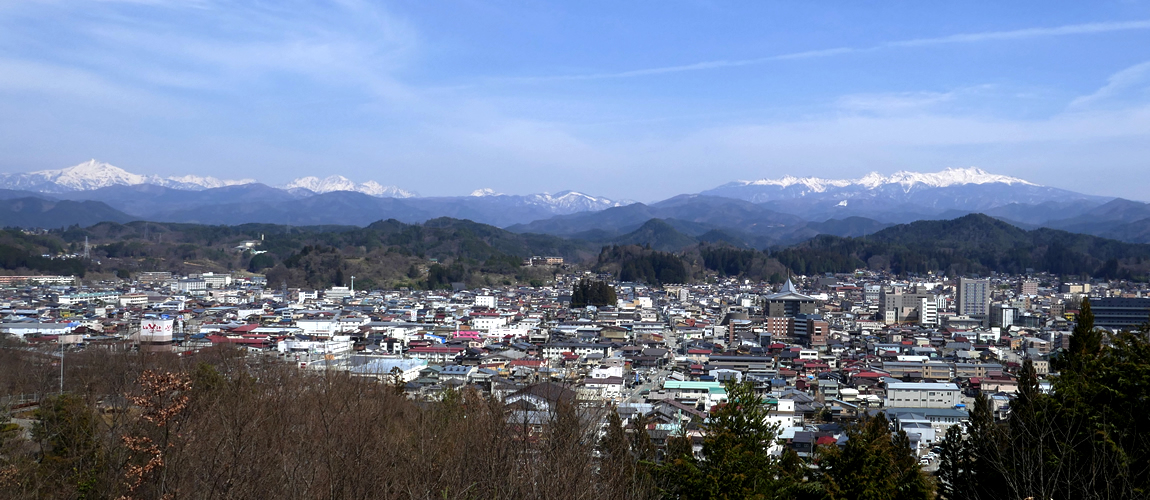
2 1 1149 201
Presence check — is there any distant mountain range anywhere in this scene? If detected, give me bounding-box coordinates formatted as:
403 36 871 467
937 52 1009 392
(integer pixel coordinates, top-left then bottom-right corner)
0 161 631 227
0 160 258 192
1 161 1148 248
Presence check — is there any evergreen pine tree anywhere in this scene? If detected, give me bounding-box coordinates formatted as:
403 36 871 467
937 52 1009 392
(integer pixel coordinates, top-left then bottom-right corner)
657 381 791 499
1060 297 1101 372
571 280 586 308
937 424 973 500
964 393 1007 499
818 413 933 500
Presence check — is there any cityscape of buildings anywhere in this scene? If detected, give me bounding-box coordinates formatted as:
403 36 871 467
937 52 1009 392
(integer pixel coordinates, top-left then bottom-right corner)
4 268 1148 465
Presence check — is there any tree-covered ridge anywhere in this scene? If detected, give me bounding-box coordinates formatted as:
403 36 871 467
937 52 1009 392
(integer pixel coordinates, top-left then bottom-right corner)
10 212 1150 285
698 244 788 282
775 214 1150 279
0 229 87 277
596 245 691 285
29 218 595 289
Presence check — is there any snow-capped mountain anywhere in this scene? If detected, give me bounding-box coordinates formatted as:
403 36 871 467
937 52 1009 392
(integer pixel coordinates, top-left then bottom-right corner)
283 175 417 198
729 167 1034 195
163 174 258 190
0 160 255 192
699 166 1108 223
523 191 631 215
464 189 628 215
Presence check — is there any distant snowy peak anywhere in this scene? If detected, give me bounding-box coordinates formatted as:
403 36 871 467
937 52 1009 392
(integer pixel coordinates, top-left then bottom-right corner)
470 188 502 197
163 174 257 190
282 175 417 198
700 166 1087 209
0 160 256 192
35 160 148 190
467 189 629 214
740 167 1037 191
525 190 632 213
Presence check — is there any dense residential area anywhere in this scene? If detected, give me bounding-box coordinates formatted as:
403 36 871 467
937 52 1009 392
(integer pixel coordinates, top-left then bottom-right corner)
2 264 1147 498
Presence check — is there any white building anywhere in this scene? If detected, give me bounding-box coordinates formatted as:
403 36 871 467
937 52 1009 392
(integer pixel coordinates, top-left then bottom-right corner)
474 295 497 308
0 322 74 340
325 287 352 301
196 272 232 288
277 337 353 356
119 293 149 307
580 377 624 400
767 398 799 428
295 319 337 336
177 279 207 294
918 297 938 327
884 381 961 409
470 316 507 332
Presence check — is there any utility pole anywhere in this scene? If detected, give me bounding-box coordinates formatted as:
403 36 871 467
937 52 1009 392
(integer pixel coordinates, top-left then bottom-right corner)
59 339 64 394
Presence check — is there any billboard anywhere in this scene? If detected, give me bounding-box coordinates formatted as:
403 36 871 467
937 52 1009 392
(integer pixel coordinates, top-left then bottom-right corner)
139 319 175 343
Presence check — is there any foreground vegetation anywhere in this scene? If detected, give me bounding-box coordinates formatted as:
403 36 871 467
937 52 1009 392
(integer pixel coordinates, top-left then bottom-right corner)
0 344 932 500
937 300 1150 500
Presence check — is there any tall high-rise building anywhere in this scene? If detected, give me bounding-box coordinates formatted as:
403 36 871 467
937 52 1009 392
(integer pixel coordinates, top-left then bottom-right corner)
957 278 991 327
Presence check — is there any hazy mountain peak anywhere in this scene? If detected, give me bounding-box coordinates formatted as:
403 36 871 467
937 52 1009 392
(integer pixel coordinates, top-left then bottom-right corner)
162 174 257 189
282 175 417 198
470 188 502 197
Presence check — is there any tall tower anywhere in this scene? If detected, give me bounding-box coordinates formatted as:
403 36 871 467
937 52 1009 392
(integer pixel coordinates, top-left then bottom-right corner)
957 278 991 327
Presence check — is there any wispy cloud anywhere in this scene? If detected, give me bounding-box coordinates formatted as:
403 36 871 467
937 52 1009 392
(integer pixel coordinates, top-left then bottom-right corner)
836 91 957 114
506 19 1150 83
1070 60 1150 109
888 19 1150 46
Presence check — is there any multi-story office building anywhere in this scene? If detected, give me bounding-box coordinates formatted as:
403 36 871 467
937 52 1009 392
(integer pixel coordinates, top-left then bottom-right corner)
957 278 991 327
1090 297 1150 329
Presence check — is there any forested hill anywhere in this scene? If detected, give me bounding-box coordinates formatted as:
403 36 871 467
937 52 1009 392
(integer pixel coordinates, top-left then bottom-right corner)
6 213 1150 287
7 218 597 289
774 214 1150 279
